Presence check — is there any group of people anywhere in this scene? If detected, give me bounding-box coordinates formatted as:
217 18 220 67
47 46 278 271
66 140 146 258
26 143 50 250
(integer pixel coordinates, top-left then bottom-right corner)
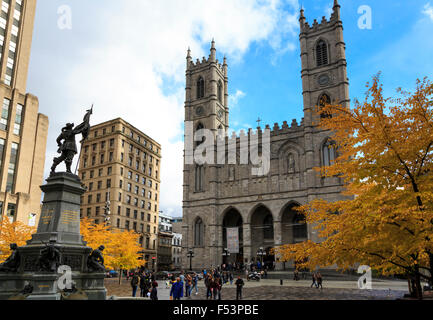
169 271 200 300
130 270 159 300
310 271 323 289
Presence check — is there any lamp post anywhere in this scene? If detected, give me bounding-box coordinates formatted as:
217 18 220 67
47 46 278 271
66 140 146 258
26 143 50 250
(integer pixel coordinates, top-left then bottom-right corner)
257 247 266 269
187 249 194 271
103 200 111 226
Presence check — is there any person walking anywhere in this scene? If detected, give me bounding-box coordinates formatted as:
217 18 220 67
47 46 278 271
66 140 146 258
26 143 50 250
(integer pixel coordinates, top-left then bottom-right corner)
229 272 234 285
139 272 148 297
316 272 323 289
192 273 199 295
185 274 192 298
235 276 245 300
150 280 158 300
131 272 139 297
310 272 317 288
294 269 299 281
170 277 184 300
211 276 220 300
205 275 213 300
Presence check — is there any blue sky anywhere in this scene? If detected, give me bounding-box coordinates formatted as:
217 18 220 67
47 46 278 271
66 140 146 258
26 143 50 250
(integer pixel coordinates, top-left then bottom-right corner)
26 0 433 217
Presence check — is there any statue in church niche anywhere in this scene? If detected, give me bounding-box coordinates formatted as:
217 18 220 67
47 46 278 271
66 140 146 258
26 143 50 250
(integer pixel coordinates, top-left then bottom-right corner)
228 167 235 181
288 153 296 174
87 245 105 273
38 242 61 272
0 243 21 273
50 107 93 174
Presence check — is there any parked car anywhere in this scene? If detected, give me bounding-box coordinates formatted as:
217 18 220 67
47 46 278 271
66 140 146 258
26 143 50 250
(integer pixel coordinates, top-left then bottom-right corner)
154 271 171 280
105 270 119 278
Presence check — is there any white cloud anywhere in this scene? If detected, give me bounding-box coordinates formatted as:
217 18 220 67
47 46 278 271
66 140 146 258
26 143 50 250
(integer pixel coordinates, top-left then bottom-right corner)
229 89 246 108
35 0 300 217
423 2 433 21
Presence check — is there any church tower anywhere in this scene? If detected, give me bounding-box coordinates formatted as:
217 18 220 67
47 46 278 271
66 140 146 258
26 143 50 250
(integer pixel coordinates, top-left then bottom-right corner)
299 0 350 127
184 40 229 136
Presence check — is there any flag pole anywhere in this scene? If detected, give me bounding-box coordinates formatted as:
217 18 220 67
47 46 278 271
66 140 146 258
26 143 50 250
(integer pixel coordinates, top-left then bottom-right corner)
74 104 93 175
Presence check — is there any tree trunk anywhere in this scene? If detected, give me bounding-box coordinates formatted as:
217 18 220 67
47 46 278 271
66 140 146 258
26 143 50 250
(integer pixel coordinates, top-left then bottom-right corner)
415 265 423 300
118 269 122 285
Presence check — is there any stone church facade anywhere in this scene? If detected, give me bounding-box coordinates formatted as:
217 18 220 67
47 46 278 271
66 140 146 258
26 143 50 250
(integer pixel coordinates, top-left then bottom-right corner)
182 1 350 270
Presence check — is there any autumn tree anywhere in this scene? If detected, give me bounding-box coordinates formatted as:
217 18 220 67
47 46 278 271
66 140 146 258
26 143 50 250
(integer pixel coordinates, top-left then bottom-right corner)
274 75 433 298
80 218 144 281
0 218 35 262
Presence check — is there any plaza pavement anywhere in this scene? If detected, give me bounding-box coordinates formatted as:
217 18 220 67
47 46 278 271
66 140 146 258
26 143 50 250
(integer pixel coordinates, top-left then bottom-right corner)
106 278 409 300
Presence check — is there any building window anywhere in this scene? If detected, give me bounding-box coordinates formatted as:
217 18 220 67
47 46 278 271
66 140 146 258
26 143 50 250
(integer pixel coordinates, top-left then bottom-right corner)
107 167 112 175
126 208 130 217
98 168 103 177
194 218 204 247
195 165 204 192
6 143 18 192
13 104 23 135
316 40 328 67
0 98 10 131
217 81 223 103
125 220 130 230
197 76 205 99
322 140 336 167
106 179 111 188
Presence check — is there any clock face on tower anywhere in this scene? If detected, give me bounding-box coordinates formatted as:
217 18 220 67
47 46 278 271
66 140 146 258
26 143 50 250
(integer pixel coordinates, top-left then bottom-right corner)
196 106 204 116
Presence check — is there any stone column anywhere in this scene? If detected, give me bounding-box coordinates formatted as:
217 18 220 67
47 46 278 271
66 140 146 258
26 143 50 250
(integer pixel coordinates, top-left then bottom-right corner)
273 220 284 271
243 223 252 263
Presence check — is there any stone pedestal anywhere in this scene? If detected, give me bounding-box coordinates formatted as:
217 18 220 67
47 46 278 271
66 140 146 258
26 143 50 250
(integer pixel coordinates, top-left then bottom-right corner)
0 172 107 300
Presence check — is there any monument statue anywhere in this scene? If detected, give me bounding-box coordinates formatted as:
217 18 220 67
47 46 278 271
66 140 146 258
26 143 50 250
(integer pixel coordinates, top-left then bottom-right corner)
288 153 296 174
7 283 34 300
50 108 93 174
0 244 20 273
38 242 61 272
87 245 105 272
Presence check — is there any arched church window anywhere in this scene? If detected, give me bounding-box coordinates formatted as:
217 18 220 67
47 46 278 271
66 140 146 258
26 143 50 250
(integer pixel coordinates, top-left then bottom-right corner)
195 165 204 192
319 94 332 119
322 140 336 167
197 77 205 99
263 214 274 240
293 213 307 241
194 217 204 246
217 81 223 103
316 40 329 67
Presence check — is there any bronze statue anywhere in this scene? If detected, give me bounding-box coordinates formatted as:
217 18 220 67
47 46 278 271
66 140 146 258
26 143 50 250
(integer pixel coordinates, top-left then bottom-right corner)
8 283 34 300
38 242 61 272
50 108 92 174
87 245 105 272
0 243 20 273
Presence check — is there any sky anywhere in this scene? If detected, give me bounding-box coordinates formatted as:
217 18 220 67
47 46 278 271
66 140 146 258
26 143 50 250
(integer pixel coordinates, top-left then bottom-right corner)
27 0 433 217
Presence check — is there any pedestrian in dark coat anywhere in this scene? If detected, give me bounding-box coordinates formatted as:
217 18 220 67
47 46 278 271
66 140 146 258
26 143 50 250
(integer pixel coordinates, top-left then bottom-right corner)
170 278 184 300
150 281 158 300
131 272 139 297
235 276 244 300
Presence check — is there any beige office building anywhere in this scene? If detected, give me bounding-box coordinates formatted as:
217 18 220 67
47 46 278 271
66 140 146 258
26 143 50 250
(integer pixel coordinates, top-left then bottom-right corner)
0 0 49 226
78 118 162 269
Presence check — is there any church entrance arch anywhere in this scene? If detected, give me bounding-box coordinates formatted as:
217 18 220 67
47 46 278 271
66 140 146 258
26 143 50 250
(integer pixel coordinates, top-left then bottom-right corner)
250 205 275 269
222 208 243 265
281 202 308 244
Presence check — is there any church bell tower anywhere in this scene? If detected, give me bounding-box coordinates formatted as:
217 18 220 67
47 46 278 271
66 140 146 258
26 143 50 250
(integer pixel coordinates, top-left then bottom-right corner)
299 0 350 127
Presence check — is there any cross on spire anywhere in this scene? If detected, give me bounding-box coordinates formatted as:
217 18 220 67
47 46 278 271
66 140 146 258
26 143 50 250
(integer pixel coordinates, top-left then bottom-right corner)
256 117 262 127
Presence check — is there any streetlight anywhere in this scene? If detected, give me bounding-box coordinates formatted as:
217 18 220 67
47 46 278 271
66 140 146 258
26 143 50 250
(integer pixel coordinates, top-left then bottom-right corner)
187 249 194 271
103 200 111 226
257 247 266 269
